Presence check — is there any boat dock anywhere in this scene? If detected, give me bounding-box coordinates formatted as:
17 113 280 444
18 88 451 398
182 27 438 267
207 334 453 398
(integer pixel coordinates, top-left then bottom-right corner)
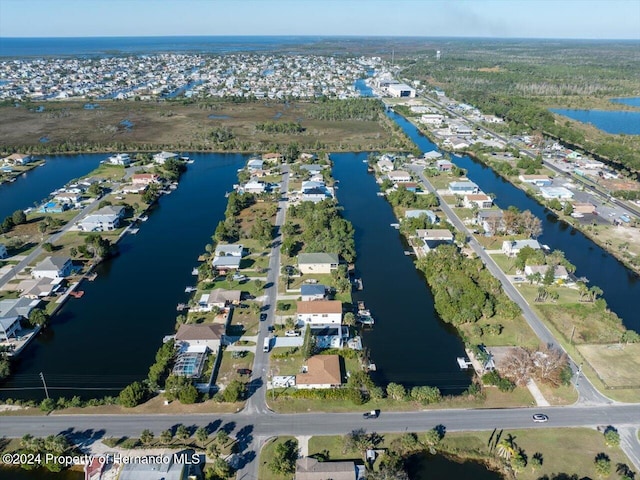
177 303 188 311
457 357 473 369
185 286 197 293
352 278 363 290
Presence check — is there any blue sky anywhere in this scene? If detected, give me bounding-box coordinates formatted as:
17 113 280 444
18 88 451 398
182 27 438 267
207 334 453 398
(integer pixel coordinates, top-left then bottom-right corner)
1 0 639 39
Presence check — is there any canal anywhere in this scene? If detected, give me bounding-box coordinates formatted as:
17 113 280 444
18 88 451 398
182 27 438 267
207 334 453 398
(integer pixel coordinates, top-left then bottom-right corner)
1 153 246 400
389 110 640 333
0 154 103 220
332 152 472 394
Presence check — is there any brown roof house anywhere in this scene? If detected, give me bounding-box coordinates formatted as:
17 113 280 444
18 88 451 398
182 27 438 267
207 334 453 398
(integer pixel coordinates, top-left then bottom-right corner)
296 355 343 390
297 300 342 326
296 457 359 480
175 323 225 352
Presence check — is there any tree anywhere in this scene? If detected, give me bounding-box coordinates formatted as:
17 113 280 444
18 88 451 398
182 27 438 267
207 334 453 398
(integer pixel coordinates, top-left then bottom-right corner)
604 427 621 447
160 429 173 444
594 453 612 477
118 381 148 407
511 451 527 472
386 382 406 401
0 355 10 381
12 209 26 225
410 385 441 404
343 429 382 459
343 312 356 327
563 202 574 216
500 347 534 387
533 345 570 387
206 457 233 480
216 429 230 447
140 429 154 445
178 383 199 404
543 266 555 286
175 424 190 441
424 428 442 449
268 439 297 475
530 452 543 470
222 380 246 402
497 434 518 460
195 426 208 446
28 308 49 328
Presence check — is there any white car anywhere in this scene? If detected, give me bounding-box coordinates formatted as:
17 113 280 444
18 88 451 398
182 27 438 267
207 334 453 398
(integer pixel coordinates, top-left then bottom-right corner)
532 413 549 423
285 330 301 337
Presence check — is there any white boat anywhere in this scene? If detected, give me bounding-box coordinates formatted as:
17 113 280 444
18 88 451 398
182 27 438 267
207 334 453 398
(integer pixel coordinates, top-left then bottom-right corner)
139 215 148 222
128 227 139 235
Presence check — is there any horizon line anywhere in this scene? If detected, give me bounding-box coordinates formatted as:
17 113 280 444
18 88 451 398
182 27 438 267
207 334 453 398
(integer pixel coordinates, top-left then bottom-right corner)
1 34 639 41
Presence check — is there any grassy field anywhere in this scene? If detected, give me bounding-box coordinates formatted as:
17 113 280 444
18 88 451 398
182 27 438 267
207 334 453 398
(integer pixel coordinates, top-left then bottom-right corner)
0 100 405 153
441 428 635 480
258 436 297 480
577 343 640 388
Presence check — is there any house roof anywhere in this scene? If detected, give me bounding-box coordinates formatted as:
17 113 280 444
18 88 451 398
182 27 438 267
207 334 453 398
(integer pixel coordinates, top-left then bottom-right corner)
296 355 342 386
423 150 443 159
416 229 454 240
33 256 71 272
93 205 125 217
449 181 478 189
296 457 356 480
215 244 243 256
175 323 225 342
388 170 410 178
465 194 491 201
405 209 436 220
207 289 242 304
297 300 342 315
0 316 21 333
298 253 339 265
0 297 40 318
477 209 503 219
524 265 569 277
212 256 242 268
300 284 327 296
504 239 541 251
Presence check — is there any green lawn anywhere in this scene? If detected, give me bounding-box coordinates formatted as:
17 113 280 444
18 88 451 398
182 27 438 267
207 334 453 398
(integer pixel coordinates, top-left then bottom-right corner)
258 436 297 480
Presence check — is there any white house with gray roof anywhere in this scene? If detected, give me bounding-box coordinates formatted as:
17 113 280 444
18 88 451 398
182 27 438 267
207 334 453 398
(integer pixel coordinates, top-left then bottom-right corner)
502 239 541 257
298 253 339 274
32 256 73 279
77 205 125 232
153 151 178 164
0 317 21 341
214 244 243 257
0 297 40 320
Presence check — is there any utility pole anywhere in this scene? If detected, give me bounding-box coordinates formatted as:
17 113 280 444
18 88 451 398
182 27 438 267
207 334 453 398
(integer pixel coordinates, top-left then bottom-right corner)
39 372 50 399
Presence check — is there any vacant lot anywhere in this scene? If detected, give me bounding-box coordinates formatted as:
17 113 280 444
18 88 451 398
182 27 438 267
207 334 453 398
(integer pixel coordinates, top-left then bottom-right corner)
578 343 640 388
0 100 404 153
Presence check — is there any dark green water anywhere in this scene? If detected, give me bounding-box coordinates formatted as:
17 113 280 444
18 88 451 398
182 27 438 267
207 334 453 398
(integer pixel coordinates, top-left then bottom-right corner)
406 452 502 480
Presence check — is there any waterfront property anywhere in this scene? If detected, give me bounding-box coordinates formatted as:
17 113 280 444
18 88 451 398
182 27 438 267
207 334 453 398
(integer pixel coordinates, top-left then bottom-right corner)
31 255 73 279
463 193 493 209
153 151 178 164
405 209 437 223
502 239 542 257
131 173 160 186
416 229 455 253
519 174 552 187
448 181 479 194
300 180 333 203
539 186 574 200
0 297 40 320
296 354 343 389
175 323 225 352
387 170 412 183
297 300 342 326
300 284 328 301
212 244 244 271
297 252 339 274
2 153 32 165
197 288 241 311
76 205 125 232
0 316 21 341
524 265 569 282
107 153 131 166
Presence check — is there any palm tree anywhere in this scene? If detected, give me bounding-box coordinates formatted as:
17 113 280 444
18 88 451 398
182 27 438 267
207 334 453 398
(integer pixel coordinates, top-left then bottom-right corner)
496 434 518 460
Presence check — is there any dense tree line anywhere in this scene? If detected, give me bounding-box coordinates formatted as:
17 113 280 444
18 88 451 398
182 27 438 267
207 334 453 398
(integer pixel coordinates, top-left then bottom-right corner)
416 244 521 326
288 199 356 262
256 121 304 134
387 185 439 209
307 98 384 121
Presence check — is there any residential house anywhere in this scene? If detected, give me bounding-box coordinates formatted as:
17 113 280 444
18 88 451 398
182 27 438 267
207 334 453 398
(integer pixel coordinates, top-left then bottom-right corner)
0 297 40 320
300 284 327 302
107 153 131 166
77 205 125 232
297 300 342 326
301 181 332 203
0 317 21 341
3 153 31 166
32 256 73 279
131 173 160 186
502 239 541 257
297 253 339 274
296 457 359 480
117 456 190 480
476 210 504 235
175 323 225 352
436 159 453 171
53 192 81 205
198 289 241 310
247 158 264 171
153 151 178 164
296 354 343 389
0 244 7 259
214 244 243 258
448 181 479 195
242 180 266 195
212 256 241 271
444 137 470 150
262 152 283 162
524 265 569 281
387 170 411 183
464 194 493 209
19 277 61 299
300 164 324 175
376 157 394 172
450 123 473 136
416 229 454 252
540 187 574 200
38 202 66 213
423 150 443 161
405 209 437 223
518 174 552 187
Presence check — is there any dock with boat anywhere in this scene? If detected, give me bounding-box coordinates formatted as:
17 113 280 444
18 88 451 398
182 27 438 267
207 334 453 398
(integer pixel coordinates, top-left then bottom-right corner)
356 300 375 326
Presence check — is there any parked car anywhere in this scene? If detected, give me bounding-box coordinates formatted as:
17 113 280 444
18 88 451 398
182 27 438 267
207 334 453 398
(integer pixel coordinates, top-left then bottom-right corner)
285 330 301 337
363 410 380 419
260 313 268 321
532 413 549 423
237 368 252 376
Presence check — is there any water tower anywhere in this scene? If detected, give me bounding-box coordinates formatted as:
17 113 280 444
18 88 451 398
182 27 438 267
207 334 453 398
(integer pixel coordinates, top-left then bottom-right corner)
436 50 441 60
